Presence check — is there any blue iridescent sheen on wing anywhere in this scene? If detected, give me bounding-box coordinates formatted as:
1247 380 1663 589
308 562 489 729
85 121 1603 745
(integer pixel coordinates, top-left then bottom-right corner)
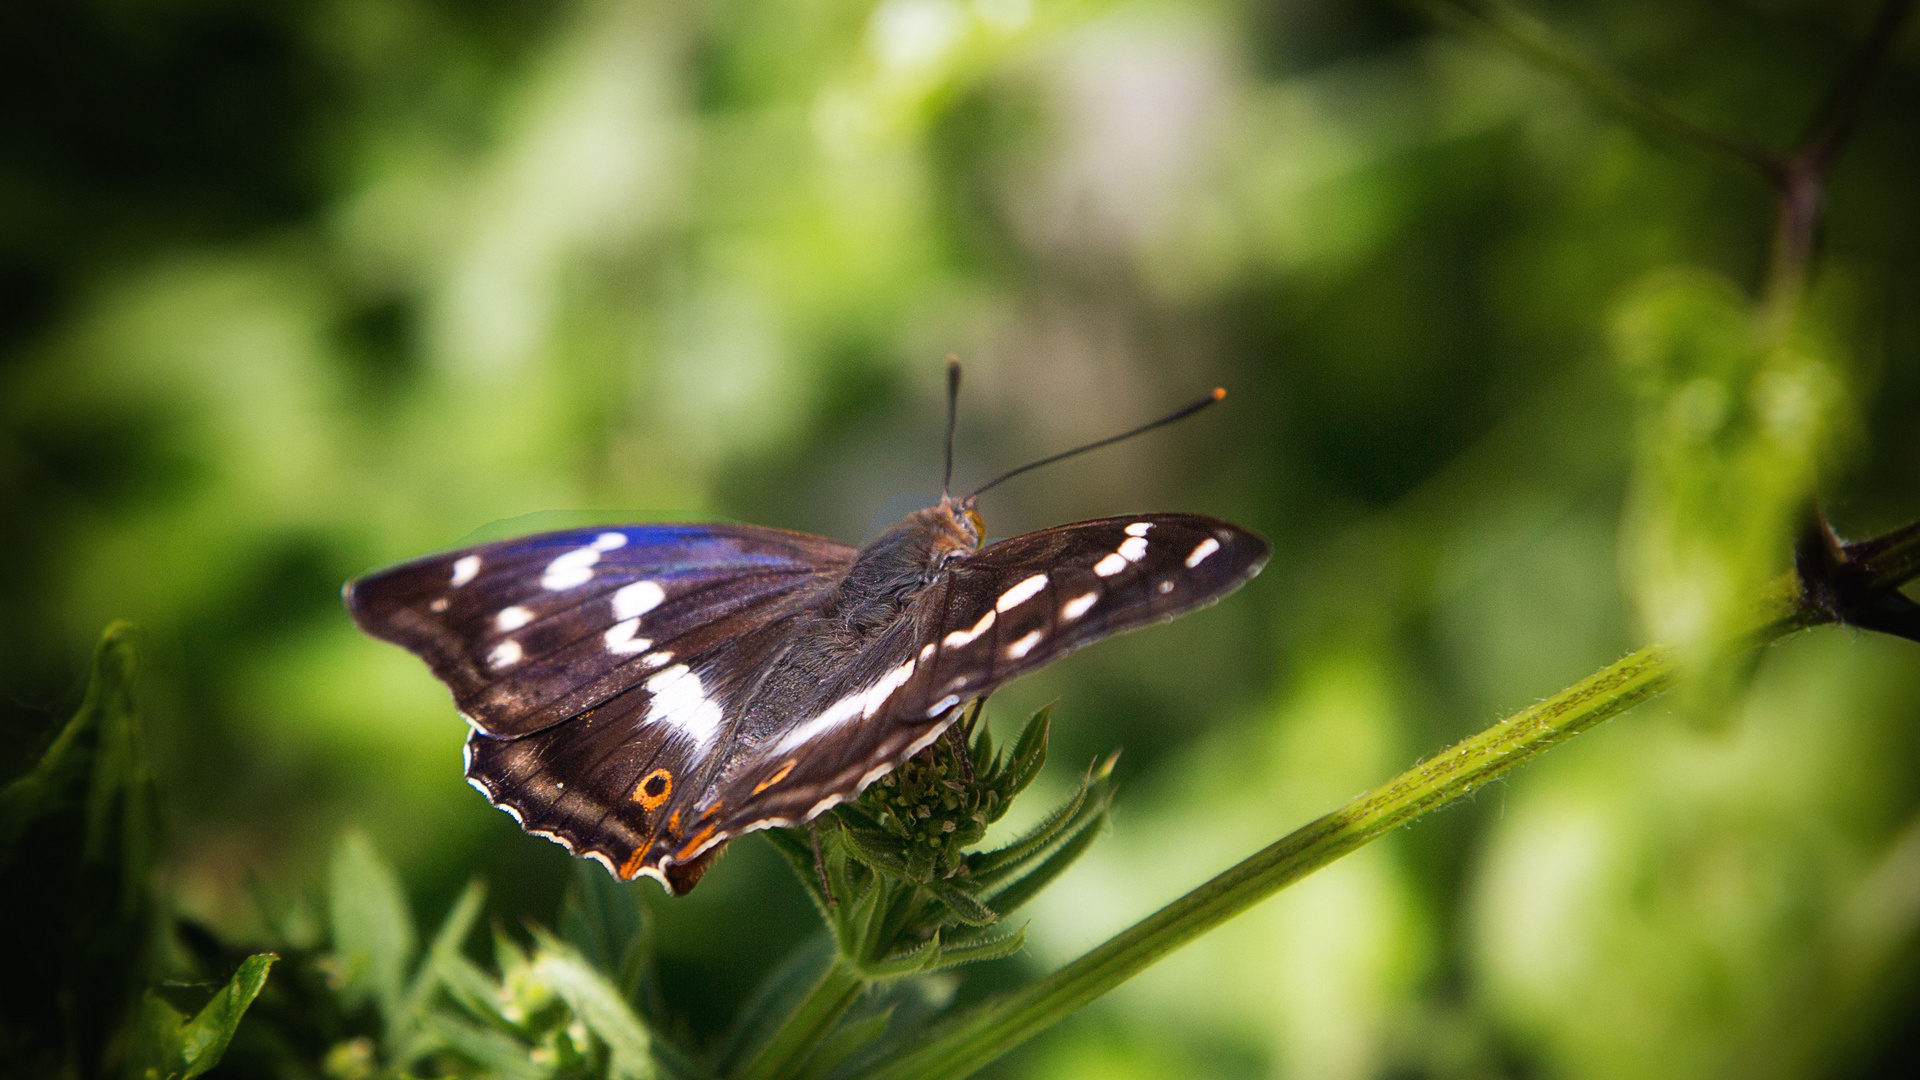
345 524 855 737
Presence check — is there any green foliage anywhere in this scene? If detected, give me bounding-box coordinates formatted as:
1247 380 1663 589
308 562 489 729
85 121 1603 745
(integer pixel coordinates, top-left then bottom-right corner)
770 704 1115 963
1614 269 1851 703
129 953 278 1080
733 704 1116 1080
6 0 1920 1078
305 842 670 1079
0 623 166 1077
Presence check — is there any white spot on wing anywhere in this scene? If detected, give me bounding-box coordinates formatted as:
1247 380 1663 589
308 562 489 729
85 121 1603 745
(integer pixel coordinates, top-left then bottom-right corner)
612 580 665 620
1118 535 1149 563
775 689 867 754
488 639 523 669
919 643 936 662
641 650 673 668
643 664 724 747
604 618 653 655
1007 630 1043 659
1186 537 1221 567
995 573 1049 612
773 659 917 753
1093 553 1127 577
1061 591 1098 621
943 610 996 648
1125 521 1153 537
927 694 961 718
542 546 601 590
450 555 481 587
863 658 917 718
593 531 628 551
429 598 449 613
496 605 534 631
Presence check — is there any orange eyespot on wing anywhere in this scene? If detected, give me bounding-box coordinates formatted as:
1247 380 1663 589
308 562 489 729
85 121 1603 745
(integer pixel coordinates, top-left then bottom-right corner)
633 768 673 810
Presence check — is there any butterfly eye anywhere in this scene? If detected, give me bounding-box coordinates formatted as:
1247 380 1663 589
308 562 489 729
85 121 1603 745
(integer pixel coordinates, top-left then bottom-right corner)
963 509 985 545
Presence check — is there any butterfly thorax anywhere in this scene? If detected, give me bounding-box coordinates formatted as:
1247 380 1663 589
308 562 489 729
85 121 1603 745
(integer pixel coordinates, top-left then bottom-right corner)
828 499 982 637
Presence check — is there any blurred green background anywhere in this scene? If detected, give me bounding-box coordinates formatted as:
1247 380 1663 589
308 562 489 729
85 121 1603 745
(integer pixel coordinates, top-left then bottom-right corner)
4 0 1919 1075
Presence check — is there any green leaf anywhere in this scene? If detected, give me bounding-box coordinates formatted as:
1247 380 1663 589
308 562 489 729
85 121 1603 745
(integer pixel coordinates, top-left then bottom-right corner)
965 787 1088 883
763 828 836 919
718 935 837 1077
0 622 156 905
838 870 887 959
999 707 1052 805
402 878 485 1022
129 953 277 1080
969 754 1114 889
920 877 999 928
796 1006 894 1080
1614 267 1850 706
558 861 656 1008
923 926 1027 973
417 1012 550 1080
328 830 418 1031
530 930 655 1080
432 950 519 1033
857 933 942 979
980 802 1108 917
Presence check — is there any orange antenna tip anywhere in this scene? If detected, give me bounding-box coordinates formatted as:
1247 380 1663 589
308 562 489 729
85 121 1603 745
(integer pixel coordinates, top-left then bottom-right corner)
1211 387 1226 400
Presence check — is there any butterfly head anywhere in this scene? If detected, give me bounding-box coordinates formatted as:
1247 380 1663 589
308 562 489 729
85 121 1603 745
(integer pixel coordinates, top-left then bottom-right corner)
906 494 984 562
946 494 986 550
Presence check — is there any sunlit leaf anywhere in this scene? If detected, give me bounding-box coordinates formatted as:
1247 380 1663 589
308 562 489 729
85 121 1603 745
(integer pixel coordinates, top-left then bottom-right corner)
129 953 277 1080
530 930 656 1080
328 831 418 1030
1615 268 1851 706
796 1005 894 1080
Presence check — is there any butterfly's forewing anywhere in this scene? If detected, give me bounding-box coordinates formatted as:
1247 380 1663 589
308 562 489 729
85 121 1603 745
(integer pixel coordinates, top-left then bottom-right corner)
345 525 854 737
916 513 1269 707
677 514 1269 866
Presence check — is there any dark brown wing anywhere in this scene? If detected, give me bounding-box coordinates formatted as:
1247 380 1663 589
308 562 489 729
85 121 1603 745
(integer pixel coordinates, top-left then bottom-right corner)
345 524 854 737
632 513 1268 886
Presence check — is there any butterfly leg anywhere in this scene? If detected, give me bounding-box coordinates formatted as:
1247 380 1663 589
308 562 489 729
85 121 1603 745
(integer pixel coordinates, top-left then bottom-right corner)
943 721 975 786
809 823 837 906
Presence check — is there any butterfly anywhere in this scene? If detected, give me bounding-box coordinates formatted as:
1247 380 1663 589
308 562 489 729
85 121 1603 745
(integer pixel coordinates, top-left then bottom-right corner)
345 369 1269 894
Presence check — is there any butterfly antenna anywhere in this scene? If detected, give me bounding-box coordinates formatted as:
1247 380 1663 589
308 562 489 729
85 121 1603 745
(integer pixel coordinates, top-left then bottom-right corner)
966 387 1227 501
942 356 962 497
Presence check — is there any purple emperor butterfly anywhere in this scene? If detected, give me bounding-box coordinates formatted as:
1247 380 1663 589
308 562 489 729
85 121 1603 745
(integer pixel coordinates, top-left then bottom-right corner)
345 369 1268 893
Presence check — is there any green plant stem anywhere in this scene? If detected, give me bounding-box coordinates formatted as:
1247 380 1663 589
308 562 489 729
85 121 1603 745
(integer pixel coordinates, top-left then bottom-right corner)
736 958 867 1080
856 533 1920 1080
859 643 1682 1080
1415 0 1780 180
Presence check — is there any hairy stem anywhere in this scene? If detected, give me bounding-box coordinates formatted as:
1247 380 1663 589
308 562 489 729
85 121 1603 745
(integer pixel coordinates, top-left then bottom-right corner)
862 526 1920 1080
860 645 1674 1080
